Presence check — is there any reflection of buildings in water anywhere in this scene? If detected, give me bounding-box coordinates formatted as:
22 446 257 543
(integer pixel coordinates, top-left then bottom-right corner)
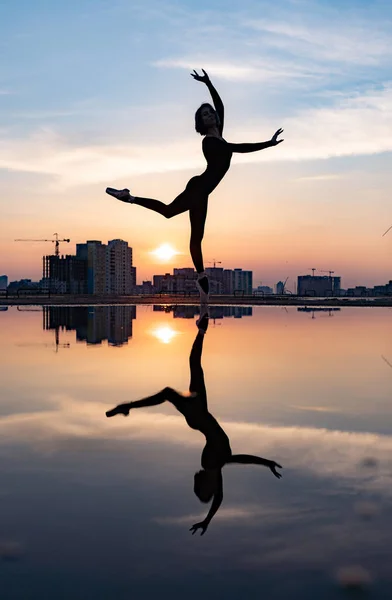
153 305 253 320
297 307 341 319
43 306 136 346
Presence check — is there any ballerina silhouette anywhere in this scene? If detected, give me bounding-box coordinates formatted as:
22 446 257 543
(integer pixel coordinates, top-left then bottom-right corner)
105 314 282 535
106 69 284 301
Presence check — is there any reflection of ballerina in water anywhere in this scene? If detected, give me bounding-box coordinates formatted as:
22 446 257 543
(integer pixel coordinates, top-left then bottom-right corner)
106 69 284 302
106 316 282 535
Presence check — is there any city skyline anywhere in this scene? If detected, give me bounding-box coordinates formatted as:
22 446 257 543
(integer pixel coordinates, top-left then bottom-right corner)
1 0 392 288
3 236 392 295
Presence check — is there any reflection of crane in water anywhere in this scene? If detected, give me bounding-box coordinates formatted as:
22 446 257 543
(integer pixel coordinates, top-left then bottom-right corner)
16 320 70 353
17 337 70 352
299 307 339 319
53 327 70 352
381 355 392 369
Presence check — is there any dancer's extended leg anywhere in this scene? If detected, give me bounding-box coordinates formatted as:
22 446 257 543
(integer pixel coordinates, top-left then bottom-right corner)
106 386 183 417
108 186 200 219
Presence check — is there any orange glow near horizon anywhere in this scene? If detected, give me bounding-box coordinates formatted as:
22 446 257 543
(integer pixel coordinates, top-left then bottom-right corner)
2 160 392 289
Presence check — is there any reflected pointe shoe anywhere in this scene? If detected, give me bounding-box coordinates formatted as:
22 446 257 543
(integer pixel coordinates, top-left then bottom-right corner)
106 404 131 417
196 274 209 303
106 187 134 203
196 309 209 334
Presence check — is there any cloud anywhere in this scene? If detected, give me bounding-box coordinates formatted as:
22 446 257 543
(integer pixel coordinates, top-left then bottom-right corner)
153 58 318 83
0 128 201 188
290 404 345 413
154 504 290 525
1 84 392 188
1 399 391 496
293 174 343 183
245 16 392 66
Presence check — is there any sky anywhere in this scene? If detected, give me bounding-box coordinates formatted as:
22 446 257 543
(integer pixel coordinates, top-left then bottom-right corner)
1 0 392 289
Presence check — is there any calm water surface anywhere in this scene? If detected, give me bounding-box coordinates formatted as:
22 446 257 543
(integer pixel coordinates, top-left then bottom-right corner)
1 305 392 599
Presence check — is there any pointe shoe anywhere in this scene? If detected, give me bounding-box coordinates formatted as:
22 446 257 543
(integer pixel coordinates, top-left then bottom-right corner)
196 276 209 303
196 310 209 333
106 404 130 417
106 187 133 203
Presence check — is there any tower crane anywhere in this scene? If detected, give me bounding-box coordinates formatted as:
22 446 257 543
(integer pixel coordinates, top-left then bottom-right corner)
320 270 334 277
309 268 317 276
207 259 222 268
15 233 70 256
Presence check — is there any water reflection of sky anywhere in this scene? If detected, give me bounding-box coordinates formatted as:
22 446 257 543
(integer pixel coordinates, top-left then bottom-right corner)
1 305 391 599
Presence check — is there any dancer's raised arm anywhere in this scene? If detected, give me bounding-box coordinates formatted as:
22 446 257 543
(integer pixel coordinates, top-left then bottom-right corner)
191 68 224 135
190 472 223 536
228 454 283 478
229 128 284 153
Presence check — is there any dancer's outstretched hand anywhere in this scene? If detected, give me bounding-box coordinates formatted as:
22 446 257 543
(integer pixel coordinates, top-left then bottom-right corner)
190 520 209 535
268 461 283 479
191 68 210 83
270 128 284 146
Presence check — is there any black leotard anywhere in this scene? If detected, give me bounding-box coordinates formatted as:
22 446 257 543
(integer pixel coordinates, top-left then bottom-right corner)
186 136 233 196
181 402 232 469
200 136 232 193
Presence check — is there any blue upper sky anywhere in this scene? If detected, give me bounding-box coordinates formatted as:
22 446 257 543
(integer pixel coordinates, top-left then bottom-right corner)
1 0 391 143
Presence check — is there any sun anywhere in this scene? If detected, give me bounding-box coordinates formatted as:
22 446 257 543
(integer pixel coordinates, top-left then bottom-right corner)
151 243 179 261
151 326 178 344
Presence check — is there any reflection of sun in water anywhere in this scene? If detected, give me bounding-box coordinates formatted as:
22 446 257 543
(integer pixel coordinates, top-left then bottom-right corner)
151 243 179 261
151 326 178 344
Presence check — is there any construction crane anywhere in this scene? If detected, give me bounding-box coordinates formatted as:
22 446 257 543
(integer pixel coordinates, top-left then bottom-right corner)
16 327 70 352
309 268 317 276
207 259 222 268
15 233 70 256
282 276 289 293
320 270 334 277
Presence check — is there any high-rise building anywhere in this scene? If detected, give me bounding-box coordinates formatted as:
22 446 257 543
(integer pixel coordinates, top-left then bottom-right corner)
233 269 252 294
131 266 137 290
297 275 341 296
42 255 87 293
0 275 8 290
106 239 133 295
173 268 196 278
153 269 196 294
77 241 107 295
276 280 285 294
206 267 224 294
223 269 235 294
221 269 252 294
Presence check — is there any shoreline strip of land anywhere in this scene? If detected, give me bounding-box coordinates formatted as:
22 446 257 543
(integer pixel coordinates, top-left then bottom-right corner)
1 294 392 307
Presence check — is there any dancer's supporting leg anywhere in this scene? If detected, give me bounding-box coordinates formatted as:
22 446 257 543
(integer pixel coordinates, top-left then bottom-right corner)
189 199 209 299
189 329 207 405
